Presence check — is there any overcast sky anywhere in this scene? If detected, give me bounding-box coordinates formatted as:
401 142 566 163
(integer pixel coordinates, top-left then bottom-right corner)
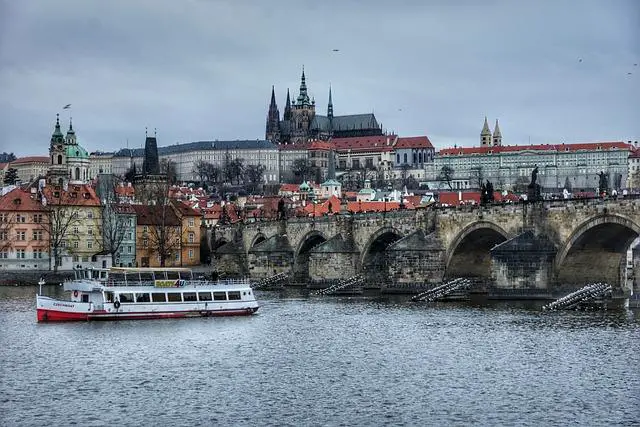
0 0 638 157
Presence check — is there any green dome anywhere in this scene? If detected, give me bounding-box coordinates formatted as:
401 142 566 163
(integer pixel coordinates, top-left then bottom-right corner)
299 181 311 191
65 144 89 159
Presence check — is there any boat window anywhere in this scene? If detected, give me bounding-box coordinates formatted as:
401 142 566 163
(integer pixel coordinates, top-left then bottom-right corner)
151 293 167 302
119 293 134 303
167 292 182 302
228 291 241 300
183 292 197 302
213 292 227 301
198 292 212 301
82 294 89 303
139 272 155 284
166 271 180 280
104 292 114 302
135 293 150 303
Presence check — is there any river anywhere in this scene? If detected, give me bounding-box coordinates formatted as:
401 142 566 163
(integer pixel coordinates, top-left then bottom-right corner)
1 285 638 426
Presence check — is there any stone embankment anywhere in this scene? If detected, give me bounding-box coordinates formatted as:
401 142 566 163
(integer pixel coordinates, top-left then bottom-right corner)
0 271 74 286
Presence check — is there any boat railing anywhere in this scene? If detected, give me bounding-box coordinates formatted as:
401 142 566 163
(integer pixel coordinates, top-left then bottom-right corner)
102 278 251 288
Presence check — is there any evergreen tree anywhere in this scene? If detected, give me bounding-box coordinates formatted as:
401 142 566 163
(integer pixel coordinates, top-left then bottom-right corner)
3 167 19 185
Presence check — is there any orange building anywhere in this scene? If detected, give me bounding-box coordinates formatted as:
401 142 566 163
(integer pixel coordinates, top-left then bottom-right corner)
132 204 182 267
0 188 49 270
170 200 202 266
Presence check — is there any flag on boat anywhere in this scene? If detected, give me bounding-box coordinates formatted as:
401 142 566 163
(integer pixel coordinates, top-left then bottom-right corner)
63 104 71 109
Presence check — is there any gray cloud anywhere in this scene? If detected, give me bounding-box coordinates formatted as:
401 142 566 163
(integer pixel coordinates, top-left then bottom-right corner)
0 0 638 156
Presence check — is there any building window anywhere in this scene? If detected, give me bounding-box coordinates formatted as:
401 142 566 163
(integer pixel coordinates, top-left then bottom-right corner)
143 239 148 248
73 226 79 234
33 214 43 223
73 241 79 249
175 252 180 261
16 215 26 223
0 214 7 223
16 249 25 259
17 231 26 241
87 241 93 249
87 211 93 219
127 246 132 254
143 226 148 232
188 249 194 259
87 228 93 235
0 251 8 259
188 218 195 227
188 232 195 243
32 230 43 241
403 153 408 164
0 231 7 240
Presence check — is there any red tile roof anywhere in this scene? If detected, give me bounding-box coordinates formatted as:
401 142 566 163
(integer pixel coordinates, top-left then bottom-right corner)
395 136 434 149
170 199 202 217
41 184 100 206
330 135 396 153
279 184 300 193
10 156 49 164
0 188 45 212
347 200 402 213
303 196 342 216
439 141 631 156
132 204 181 226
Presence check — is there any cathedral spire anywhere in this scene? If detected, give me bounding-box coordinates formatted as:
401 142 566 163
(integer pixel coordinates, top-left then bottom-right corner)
296 66 310 106
327 85 333 119
481 116 492 146
283 88 292 120
265 86 281 141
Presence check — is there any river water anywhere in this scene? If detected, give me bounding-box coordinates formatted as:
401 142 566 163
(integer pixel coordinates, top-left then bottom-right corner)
1 285 638 426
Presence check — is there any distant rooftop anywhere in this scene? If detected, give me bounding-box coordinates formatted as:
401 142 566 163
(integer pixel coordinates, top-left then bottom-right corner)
113 140 277 157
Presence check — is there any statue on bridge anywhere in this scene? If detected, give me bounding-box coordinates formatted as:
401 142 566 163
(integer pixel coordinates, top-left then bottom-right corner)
527 165 541 202
597 171 609 196
277 198 287 220
480 180 495 205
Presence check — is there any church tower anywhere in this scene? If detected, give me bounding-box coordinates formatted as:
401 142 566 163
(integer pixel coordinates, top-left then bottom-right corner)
290 67 316 143
47 114 69 186
492 119 502 146
481 116 492 146
265 86 280 142
283 89 292 121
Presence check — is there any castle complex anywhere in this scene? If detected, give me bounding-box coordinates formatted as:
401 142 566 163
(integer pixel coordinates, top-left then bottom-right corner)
265 68 383 144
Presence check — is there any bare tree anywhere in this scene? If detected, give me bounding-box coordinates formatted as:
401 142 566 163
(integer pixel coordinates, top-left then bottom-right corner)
160 159 178 184
230 158 245 185
138 182 181 267
193 160 209 187
291 158 313 183
39 190 82 272
244 164 266 193
100 181 129 266
0 211 14 254
513 175 530 194
438 165 454 190
470 166 484 190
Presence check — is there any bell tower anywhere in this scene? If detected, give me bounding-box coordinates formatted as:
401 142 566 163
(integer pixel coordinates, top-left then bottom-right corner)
47 114 69 186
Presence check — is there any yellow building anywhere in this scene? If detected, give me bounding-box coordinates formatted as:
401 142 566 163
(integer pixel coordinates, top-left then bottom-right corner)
41 184 104 270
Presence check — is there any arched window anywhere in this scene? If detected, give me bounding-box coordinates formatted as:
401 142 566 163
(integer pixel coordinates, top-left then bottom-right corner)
403 153 407 164
75 167 80 180
57 155 62 164
396 154 400 164
418 153 423 163
413 153 417 164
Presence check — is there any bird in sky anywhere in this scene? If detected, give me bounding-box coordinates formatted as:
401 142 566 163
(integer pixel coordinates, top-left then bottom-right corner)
578 58 582 62
63 104 71 109
332 49 340 52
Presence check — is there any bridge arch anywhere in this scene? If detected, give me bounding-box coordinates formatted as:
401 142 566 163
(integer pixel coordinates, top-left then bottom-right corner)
554 214 640 287
249 233 267 250
360 227 404 279
293 230 328 282
445 220 510 278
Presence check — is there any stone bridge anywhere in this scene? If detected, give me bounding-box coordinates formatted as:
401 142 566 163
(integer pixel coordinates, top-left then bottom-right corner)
211 198 640 293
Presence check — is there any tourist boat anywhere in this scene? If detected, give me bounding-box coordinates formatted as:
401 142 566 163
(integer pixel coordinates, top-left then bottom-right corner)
36 267 259 322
